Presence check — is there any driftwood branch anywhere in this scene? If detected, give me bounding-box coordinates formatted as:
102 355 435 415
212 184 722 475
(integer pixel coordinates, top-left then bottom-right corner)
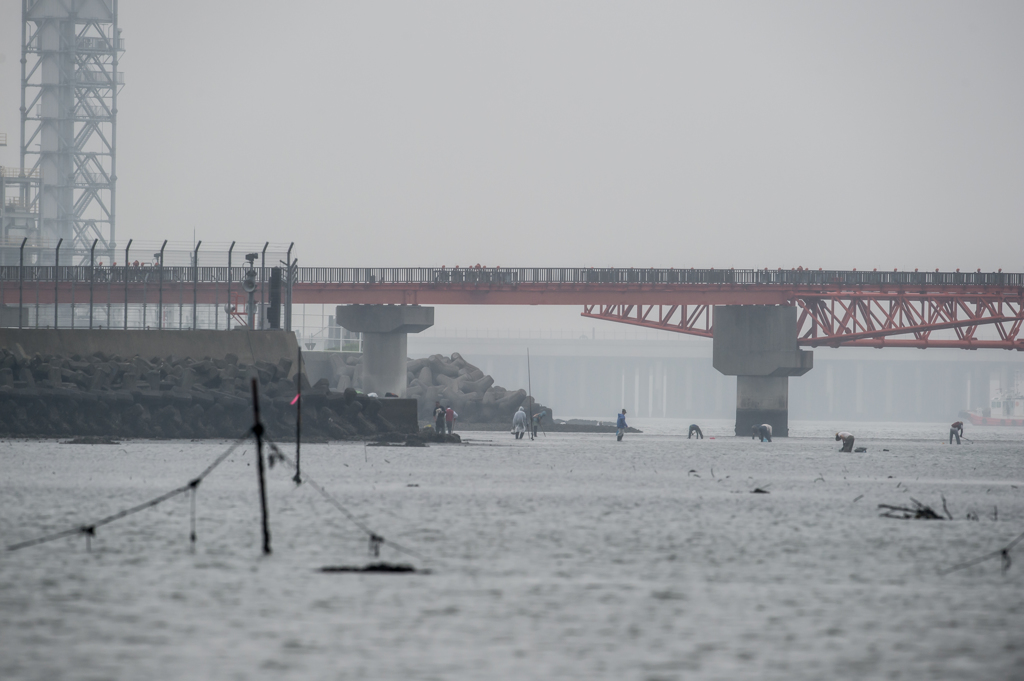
878 497 943 520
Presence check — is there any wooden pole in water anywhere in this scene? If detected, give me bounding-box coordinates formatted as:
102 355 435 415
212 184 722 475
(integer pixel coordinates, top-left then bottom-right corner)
293 346 302 484
250 378 272 555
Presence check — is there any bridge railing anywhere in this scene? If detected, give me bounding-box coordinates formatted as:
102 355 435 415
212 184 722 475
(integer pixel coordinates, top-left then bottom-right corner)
0 265 1021 288
291 267 1022 288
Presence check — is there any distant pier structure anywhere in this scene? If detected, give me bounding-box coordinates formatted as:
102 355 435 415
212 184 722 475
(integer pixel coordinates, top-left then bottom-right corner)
1 0 123 266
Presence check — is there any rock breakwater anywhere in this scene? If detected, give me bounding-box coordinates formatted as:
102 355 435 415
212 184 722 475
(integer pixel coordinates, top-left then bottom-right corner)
0 344 406 441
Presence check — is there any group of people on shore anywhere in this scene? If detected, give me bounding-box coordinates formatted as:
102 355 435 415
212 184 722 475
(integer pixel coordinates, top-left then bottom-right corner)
512 407 547 439
432 402 457 435
493 406 970 448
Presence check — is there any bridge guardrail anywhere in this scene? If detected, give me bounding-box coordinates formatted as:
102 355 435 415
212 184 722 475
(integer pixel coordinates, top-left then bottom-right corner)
0 265 1020 288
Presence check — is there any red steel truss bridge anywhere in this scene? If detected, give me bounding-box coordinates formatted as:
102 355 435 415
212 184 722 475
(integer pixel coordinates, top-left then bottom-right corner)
2 265 1022 350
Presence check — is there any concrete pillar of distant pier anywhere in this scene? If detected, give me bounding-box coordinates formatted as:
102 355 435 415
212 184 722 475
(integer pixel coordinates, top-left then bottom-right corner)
335 305 434 397
713 306 813 437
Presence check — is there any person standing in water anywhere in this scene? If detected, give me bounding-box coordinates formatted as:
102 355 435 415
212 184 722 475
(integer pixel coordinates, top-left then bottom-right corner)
512 406 529 440
751 424 772 442
949 420 964 444
688 424 703 439
836 431 855 452
616 409 628 441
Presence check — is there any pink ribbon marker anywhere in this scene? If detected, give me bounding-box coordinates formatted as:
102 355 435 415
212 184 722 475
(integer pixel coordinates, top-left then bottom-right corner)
290 394 300 405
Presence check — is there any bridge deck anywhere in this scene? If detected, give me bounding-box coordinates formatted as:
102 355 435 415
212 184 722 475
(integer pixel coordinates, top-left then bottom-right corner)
1 266 1021 306
1 266 1021 349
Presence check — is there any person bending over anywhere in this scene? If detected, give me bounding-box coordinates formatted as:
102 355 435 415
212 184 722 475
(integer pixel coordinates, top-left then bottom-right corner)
532 410 547 438
688 424 703 439
949 421 964 445
836 431 855 452
751 424 772 442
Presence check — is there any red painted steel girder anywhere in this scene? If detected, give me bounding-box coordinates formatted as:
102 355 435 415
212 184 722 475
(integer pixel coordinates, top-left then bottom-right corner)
582 293 1024 350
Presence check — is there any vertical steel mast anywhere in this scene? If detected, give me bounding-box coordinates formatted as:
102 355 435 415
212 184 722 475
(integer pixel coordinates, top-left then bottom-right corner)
21 0 123 264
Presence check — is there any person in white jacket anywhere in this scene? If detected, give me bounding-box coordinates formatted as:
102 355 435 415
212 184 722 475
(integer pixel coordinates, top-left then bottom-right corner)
512 406 529 440
836 431 855 452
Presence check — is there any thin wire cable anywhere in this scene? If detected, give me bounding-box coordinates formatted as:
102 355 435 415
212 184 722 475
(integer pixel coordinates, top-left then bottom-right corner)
7 435 250 552
940 528 1024 575
264 438 439 565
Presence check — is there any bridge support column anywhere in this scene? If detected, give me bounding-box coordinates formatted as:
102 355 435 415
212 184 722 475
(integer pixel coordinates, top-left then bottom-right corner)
713 306 813 437
335 305 434 397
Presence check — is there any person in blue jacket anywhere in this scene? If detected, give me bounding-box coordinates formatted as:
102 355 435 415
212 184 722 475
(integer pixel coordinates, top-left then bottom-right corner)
616 409 628 441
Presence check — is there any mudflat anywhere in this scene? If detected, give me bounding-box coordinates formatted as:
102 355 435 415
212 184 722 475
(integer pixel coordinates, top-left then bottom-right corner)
0 421 1021 680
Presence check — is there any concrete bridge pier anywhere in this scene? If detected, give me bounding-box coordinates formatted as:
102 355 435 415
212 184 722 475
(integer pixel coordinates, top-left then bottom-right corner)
713 305 813 437
335 305 434 397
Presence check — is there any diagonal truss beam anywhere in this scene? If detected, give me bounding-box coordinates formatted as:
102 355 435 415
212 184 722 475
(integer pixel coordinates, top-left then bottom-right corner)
582 304 714 338
582 293 1024 350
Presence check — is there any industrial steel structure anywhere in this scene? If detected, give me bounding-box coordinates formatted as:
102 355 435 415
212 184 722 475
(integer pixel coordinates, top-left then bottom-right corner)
2 0 123 264
1 264 1022 351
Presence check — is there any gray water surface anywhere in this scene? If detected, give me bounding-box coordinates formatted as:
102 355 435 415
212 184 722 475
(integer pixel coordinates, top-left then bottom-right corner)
1 423 1022 680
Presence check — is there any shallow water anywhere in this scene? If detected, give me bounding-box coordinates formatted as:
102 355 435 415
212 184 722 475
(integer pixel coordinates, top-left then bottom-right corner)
1 423 1022 680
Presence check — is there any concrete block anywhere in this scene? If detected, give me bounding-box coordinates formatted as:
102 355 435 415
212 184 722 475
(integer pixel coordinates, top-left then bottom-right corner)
377 398 419 433
11 343 27 363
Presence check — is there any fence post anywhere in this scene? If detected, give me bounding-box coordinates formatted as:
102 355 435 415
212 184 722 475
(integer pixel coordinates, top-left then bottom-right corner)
89 239 97 329
259 242 268 330
123 239 132 330
158 240 167 330
192 241 201 330
284 242 293 332
227 241 235 330
54 238 62 328
18 237 26 329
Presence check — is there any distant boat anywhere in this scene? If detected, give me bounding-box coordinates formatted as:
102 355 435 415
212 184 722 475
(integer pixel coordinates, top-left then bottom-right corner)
965 412 1024 427
965 389 1024 426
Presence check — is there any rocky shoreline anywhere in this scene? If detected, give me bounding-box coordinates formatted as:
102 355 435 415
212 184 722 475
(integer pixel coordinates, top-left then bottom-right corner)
334 351 553 424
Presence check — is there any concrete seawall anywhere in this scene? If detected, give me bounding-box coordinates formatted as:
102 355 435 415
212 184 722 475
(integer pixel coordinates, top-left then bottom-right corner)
0 329 299 370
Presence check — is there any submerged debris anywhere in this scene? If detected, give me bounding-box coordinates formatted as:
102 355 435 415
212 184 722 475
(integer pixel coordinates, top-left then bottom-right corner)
878 497 944 520
61 436 120 445
319 562 423 574
854 447 867 453
751 488 770 494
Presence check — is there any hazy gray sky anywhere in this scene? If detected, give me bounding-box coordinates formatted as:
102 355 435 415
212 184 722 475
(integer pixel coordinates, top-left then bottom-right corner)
2 1 1023 329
